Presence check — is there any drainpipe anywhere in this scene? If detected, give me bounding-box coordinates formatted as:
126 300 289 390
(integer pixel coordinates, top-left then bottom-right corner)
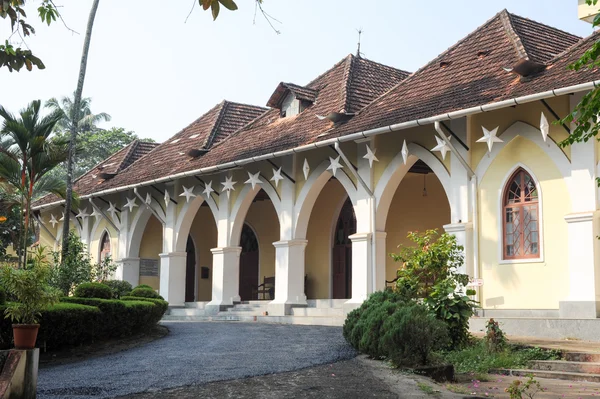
434 122 480 303
333 142 378 295
133 188 165 225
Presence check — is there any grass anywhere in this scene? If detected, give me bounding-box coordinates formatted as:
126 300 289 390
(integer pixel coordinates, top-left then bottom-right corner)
445 383 470 395
437 341 561 374
416 381 440 396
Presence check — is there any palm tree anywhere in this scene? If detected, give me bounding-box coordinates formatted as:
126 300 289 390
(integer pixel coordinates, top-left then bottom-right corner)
45 95 111 133
0 100 71 267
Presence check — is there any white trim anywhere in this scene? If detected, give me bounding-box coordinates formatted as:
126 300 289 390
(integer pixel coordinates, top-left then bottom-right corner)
174 195 218 253
128 207 154 258
294 159 358 239
497 163 545 265
374 143 452 231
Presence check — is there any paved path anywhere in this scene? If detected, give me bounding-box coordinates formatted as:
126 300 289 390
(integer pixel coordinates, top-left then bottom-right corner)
37 322 356 399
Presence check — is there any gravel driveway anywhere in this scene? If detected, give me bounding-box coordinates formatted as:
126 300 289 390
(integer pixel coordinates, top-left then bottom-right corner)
37 322 356 399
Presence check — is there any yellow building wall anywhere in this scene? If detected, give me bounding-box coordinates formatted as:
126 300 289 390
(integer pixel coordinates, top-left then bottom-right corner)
189 206 217 301
384 173 451 282
478 136 570 310
244 198 279 280
139 215 162 290
88 218 119 264
305 179 348 299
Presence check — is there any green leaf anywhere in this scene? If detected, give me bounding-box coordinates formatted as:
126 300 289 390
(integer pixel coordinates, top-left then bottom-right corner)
218 0 238 11
211 1 220 20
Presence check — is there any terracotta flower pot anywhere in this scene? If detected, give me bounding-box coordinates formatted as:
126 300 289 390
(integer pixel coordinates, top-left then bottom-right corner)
12 324 40 349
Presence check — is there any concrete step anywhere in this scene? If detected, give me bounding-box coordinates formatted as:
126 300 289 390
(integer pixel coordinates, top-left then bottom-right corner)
184 302 208 309
530 360 600 374
306 299 347 309
565 352 600 363
290 307 345 317
228 305 268 311
225 311 267 316
493 368 600 383
168 308 208 317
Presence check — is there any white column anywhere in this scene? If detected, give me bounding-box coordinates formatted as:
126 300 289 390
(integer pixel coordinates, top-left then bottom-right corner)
159 252 187 306
443 222 473 276
268 239 308 316
345 232 372 310
114 257 140 287
205 247 242 314
374 231 387 292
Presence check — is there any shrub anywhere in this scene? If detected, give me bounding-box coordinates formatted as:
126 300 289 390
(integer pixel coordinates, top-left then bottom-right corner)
74 282 113 299
358 300 401 358
91 256 117 283
0 286 7 305
484 318 507 353
37 303 101 349
121 296 168 322
391 230 477 349
134 284 153 290
49 231 93 295
102 280 132 299
129 287 163 300
381 303 449 367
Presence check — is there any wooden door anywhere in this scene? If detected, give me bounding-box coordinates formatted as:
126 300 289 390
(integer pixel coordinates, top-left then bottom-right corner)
332 198 356 299
185 236 196 303
239 224 259 301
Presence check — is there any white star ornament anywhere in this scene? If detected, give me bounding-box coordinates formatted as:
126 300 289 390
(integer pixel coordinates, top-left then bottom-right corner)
476 126 503 153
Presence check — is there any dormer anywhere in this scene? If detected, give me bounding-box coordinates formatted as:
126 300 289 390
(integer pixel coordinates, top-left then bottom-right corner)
266 82 318 118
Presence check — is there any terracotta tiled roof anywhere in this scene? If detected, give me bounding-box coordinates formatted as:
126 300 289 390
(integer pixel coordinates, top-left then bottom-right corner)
266 83 319 108
326 10 590 139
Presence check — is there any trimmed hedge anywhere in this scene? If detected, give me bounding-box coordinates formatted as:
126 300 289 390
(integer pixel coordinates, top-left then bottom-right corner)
134 284 153 290
102 280 133 299
129 287 163 300
74 282 113 299
121 296 168 324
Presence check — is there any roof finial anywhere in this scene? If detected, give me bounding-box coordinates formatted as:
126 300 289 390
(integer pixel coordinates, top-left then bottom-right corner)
356 28 363 58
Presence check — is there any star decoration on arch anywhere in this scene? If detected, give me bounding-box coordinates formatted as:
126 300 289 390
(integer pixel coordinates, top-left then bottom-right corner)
221 176 237 198
303 159 310 180
363 144 379 168
179 186 196 203
163 190 171 207
145 193 152 205
540 112 549 142
271 167 284 188
49 214 58 228
327 156 343 177
245 172 262 190
90 208 102 220
107 202 118 218
124 197 138 213
476 126 503 153
401 140 409 165
76 207 89 219
431 135 451 161
203 180 214 197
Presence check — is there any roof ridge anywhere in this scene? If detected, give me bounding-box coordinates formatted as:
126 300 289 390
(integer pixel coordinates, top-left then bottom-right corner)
499 9 530 61
117 139 140 173
547 29 600 65
305 55 352 88
508 11 582 42
203 101 229 149
340 54 355 113
352 9 509 119
355 55 411 76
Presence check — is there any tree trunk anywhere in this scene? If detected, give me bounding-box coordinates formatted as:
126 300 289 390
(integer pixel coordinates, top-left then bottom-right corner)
62 0 101 259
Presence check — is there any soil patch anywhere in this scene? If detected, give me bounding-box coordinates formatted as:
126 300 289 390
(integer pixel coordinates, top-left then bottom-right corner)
39 325 168 368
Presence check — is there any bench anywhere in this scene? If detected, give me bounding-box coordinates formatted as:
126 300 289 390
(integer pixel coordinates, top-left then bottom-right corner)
253 276 275 300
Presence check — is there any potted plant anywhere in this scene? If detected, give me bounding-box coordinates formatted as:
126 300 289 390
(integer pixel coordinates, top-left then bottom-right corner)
0 261 60 349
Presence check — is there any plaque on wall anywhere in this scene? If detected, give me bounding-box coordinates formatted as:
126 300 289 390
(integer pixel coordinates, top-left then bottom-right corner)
140 258 159 277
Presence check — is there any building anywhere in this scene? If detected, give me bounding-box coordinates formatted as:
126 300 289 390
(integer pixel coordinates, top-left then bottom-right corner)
33 10 600 335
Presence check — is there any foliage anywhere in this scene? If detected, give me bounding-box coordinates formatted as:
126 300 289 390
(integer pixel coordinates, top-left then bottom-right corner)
358 300 402 358
121 296 168 315
129 287 163 300
438 341 560 374
381 303 449 367
0 286 6 305
0 198 21 260
50 231 92 295
134 284 153 290
0 100 71 267
0 261 60 324
391 230 477 348
73 282 112 299
505 375 544 399
37 302 100 348
484 318 507 353
102 280 132 299
91 255 117 283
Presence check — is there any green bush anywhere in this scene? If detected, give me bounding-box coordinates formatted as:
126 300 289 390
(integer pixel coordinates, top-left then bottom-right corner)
0 286 7 305
134 284 153 290
49 231 92 295
121 296 168 323
129 287 163 299
358 300 401 358
381 303 449 367
37 303 101 349
102 280 133 299
74 282 113 299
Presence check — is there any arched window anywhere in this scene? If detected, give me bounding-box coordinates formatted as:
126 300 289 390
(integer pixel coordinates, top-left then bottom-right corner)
503 168 539 260
100 231 111 261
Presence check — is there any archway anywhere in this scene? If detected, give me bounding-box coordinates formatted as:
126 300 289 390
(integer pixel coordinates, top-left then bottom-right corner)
332 197 356 299
239 223 259 301
99 230 111 262
185 235 197 302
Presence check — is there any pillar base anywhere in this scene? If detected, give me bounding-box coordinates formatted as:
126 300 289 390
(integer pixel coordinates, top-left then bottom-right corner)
159 252 187 306
559 301 600 319
208 247 242 308
269 240 308 315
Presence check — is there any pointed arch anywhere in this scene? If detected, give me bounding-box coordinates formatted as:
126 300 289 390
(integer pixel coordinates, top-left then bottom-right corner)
229 175 282 247
174 194 219 252
294 159 358 240
374 143 452 231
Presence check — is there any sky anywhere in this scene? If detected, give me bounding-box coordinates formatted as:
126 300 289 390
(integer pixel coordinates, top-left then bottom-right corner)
0 1 595 143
